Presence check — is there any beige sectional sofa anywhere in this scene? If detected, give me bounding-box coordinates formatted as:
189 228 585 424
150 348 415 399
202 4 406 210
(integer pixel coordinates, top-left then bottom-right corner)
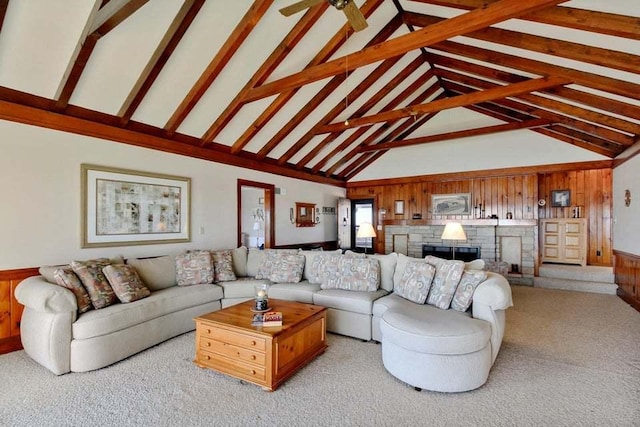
16 247 512 392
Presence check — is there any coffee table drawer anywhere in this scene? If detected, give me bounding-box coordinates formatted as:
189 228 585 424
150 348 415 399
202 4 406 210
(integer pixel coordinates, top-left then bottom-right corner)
197 351 266 382
200 326 266 351
200 337 266 365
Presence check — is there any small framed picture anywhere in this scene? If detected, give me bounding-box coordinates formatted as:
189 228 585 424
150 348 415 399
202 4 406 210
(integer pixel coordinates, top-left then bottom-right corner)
551 190 571 207
258 197 264 205
394 200 404 215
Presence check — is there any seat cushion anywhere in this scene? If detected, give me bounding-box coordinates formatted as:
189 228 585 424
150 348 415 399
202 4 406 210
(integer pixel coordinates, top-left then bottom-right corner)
72 284 223 340
313 289 388 315
381 306 490 355
268 281 321 304
217 278 270 299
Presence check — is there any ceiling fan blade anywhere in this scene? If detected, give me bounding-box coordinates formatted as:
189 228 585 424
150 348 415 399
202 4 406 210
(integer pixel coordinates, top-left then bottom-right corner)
342 1 368 32
279 0 325 17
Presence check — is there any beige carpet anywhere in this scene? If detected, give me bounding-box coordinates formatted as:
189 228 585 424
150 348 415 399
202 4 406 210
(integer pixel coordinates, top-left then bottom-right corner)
1 286 639 426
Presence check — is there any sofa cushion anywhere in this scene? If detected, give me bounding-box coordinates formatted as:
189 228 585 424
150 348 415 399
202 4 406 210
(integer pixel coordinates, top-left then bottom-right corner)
72 284 223 340
53 268 93 314
306 252 342 284
39 255 125 284
103 264 151 303
246 248 266 277
268 254 305 283
451 270 488 312
299 250 341 282
313 288 388 314
268 281 321 304
391 253 418 287
125 255 176 291
321 257 380 292
425 256 465 309
393 260 435 304
367 252 397 292
381 306 490 355
254 249 298 279
217 278 270 299
175 250 214 286
231 246 248 277
71 259 118 309
212 250 237 282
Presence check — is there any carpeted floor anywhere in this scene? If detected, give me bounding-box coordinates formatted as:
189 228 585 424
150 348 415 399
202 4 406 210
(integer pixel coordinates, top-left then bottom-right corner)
2 285 639 426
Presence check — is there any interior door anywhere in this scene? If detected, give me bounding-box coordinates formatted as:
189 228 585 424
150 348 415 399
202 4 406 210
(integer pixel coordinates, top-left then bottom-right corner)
351 199 374 252
237 179 275 249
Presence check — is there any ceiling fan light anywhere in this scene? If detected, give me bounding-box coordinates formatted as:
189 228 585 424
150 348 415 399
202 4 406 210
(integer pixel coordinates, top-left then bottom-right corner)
329 0 350 10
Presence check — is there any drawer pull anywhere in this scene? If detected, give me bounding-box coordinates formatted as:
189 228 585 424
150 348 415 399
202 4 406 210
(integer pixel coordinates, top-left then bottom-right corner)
251 370 256 375
206 342 211 347
251 355 256 360
251 341 257 346
205 355 210 360
206 329 211 334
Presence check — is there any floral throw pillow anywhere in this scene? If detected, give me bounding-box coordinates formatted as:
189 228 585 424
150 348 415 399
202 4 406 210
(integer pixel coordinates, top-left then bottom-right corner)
212 250 237 282
53 267 93 314
254 249 298 280
307 252 342 284
269 254 306 283
394 260 436 304
175 250 214 286
425 258 465 309
450 270 487 312
321 257 380 292
71 258 118 309
103 264 151 303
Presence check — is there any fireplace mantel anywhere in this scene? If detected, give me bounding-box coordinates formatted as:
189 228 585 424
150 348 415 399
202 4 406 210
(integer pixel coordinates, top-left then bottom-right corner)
383 219 537 227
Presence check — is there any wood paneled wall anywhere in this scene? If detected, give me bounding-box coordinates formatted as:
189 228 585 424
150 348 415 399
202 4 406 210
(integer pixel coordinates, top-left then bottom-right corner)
347 166 612 266
0 268 38 354
614 250 640 311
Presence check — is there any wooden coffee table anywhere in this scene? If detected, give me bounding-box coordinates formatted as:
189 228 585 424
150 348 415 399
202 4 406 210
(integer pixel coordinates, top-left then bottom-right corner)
194 299 327 391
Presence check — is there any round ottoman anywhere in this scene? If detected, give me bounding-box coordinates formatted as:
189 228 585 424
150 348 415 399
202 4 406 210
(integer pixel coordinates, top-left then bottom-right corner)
380 306 492 393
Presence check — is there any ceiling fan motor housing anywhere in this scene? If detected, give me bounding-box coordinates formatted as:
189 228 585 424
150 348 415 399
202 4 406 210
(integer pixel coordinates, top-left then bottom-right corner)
329 0 351 10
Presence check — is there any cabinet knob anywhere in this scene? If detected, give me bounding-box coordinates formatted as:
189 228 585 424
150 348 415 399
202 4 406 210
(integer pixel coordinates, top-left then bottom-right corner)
251 341 256 346
251 355 256 360
251 370 256 375
206 329 211 334
205 355 210 360
206 342 211 347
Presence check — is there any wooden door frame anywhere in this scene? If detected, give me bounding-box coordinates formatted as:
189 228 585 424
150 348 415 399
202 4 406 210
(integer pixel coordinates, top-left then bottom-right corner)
237 179 276 248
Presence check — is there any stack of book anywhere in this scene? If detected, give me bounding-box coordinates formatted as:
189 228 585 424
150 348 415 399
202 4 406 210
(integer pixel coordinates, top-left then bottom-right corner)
251 311 283 327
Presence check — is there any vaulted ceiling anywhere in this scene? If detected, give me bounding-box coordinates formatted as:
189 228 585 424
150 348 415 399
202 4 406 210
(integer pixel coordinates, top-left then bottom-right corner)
0 0 638 186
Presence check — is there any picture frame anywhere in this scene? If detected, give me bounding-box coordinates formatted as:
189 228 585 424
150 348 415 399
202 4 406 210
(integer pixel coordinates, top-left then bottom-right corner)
432 193 472 216
394 200 404 215
81 164 191 248
551 190 571 207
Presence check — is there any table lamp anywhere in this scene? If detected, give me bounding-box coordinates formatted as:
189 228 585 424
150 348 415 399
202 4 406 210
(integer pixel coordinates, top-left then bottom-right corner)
356 222 377 254
441 222 466 260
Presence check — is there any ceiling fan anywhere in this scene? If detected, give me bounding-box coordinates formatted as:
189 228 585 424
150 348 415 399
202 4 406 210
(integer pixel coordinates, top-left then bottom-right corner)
279 0 368 32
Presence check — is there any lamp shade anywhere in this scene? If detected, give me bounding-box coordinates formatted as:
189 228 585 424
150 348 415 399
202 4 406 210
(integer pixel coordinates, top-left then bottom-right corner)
356 222 377 238
441 222 466 241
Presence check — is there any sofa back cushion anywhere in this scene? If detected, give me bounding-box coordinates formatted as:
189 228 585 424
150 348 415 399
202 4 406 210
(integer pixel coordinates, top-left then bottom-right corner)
450 270 487 312
175 250 214 286
103 264 151 303
246 248 266 278
126 255 176 291
321 257 380 292
231 246 248 277
71 258 119 309
393 260 436 304
367 252 397 292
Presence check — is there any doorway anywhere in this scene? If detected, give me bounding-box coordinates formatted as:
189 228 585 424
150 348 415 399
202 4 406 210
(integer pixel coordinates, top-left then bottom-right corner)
351 198 374 252
237 179 275 249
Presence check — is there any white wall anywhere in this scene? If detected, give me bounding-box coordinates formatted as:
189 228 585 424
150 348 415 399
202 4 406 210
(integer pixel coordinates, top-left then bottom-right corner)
0 120 344 269
613 147 640 256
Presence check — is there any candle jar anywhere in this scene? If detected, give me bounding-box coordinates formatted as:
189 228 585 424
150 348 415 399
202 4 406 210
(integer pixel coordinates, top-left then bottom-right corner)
254 283 270 311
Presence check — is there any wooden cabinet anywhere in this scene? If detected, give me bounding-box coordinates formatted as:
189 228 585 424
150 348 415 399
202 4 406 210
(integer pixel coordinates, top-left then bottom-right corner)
194 300 327 391
540 218 587 266
0 268 39 354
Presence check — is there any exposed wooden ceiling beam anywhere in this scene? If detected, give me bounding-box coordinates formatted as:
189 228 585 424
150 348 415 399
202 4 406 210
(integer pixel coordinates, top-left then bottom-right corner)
431 40 640 101
201 1 329 144
318 76 570 133
222 0 390 152
0 0 9 33
244 0 568 103
164 0 274 134
358 118 552 153
0 97 344 186
405 12 640 75
409 0 640 40
118 0 205 123
55 0 148 111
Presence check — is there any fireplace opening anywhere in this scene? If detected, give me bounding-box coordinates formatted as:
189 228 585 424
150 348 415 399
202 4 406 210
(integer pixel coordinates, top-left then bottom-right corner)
422 244 481 262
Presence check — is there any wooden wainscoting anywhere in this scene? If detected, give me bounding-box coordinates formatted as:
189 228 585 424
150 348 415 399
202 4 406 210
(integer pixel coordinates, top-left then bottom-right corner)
614 250 640 312
0 267 39 354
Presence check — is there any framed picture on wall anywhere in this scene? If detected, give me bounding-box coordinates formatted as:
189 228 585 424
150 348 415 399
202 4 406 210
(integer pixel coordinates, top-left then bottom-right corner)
81 164 191 248
551 190 571 207
432 193 471 215
394 200 404 215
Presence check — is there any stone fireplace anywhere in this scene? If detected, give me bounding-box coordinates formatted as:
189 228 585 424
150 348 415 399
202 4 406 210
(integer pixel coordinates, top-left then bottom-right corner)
385 220 536 285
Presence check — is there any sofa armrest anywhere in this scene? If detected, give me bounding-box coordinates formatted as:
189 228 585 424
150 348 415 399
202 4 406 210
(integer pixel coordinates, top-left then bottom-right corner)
15 276 77 313
473 272 513 311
